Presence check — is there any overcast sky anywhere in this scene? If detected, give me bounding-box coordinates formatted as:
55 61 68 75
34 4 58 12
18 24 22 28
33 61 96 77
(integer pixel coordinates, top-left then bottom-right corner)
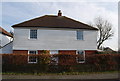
0 0 119 51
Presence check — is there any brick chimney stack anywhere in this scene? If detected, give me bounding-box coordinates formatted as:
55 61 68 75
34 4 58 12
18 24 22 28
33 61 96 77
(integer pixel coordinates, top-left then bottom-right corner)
58 10 62 16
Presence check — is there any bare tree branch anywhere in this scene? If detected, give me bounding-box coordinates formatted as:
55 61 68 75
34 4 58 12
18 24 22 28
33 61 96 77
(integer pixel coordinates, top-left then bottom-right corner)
89 17 114 49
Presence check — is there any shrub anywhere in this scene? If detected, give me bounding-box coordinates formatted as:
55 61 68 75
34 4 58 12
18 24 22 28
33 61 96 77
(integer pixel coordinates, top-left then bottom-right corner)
2 53 120 73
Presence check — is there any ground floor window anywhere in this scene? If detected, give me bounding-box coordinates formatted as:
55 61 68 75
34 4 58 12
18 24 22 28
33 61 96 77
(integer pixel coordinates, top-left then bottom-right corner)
76 50 85 63
50 50 59 65
28 50 38 63
50 50 58 54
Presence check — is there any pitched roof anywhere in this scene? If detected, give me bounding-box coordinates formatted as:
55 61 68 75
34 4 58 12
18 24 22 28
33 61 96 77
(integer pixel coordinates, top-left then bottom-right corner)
12 15 98 30
0 27 13 37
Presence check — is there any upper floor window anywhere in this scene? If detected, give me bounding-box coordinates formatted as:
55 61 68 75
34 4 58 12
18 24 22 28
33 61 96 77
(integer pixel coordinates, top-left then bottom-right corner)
30 29 37 39
77 31 83 40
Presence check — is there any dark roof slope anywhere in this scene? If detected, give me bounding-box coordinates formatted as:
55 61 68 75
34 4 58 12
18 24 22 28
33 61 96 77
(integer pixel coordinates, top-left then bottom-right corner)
12 15 98 30
0 27 13 37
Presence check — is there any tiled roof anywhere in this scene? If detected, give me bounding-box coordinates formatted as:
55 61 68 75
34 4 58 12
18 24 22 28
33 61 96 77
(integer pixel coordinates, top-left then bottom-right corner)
0 27 13 37
12 15 98 30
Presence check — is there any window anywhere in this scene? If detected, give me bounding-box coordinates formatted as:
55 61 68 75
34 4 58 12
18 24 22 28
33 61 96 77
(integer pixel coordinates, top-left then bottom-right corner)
76 50 85 63
28 50 38 63
50 50 58 54
50 50 58 65
77 31 83 40
30 29 37 39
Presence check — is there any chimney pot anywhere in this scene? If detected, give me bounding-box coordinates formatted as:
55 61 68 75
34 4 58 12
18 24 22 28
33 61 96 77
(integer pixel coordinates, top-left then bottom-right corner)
58 10 62 16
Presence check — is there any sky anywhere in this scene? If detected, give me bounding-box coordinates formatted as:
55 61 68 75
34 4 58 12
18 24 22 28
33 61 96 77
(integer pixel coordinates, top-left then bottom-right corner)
0 0 119 51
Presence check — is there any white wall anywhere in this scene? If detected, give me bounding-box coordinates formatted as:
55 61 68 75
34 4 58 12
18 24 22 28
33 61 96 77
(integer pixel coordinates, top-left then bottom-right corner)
13 28 97 50
0 34 11 46
0 33 13 54
0 42 13 54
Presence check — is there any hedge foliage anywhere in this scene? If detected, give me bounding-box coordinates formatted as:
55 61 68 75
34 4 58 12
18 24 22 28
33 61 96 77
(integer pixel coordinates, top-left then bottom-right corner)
1 53 120 73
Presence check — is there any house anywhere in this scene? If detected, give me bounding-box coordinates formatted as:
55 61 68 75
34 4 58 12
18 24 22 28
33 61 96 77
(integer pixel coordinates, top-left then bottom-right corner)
103 47 117 54
12 10 98 64
0 27 13 54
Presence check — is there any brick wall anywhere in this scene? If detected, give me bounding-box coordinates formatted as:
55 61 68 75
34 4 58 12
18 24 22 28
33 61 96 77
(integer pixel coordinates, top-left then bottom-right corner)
59 50 76 54
85 50 96 56
13 50 28 54
12 50 97 65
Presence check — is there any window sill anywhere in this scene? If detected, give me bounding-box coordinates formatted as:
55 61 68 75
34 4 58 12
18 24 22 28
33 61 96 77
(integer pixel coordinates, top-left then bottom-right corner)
28 38 37 40
28 62 37 64
77 61 85 63
76 39 84 41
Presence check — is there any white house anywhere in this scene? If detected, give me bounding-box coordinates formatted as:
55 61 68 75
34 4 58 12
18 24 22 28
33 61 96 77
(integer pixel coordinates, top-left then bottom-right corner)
0 27 13 54
12 10 98 63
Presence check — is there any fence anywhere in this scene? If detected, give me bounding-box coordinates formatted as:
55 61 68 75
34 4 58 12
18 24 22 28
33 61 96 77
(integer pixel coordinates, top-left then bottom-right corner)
2 53 120 73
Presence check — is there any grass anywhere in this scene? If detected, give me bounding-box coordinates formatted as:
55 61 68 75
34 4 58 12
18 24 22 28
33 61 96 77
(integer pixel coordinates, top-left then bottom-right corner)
2 70 119 76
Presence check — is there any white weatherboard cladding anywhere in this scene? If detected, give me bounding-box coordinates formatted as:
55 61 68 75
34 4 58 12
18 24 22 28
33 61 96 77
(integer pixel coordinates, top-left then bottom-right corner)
0 33 13 54
13 28 97 50
0 34 11 46
0 42 13 54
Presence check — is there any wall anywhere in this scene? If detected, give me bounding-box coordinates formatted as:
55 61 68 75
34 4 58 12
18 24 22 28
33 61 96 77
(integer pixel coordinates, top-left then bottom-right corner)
13 50 28 54
119 2 120 51
1 42 13 54
13 28 97 50
0 34 13 54
0 34 11 46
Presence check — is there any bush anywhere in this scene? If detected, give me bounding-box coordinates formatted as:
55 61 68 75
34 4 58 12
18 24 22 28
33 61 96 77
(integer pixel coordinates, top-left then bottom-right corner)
2 54 51 73
2 53 120 73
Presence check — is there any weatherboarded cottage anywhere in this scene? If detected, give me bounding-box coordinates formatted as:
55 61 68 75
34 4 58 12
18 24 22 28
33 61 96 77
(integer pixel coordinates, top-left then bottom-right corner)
0 27 13 54
12 10 98 64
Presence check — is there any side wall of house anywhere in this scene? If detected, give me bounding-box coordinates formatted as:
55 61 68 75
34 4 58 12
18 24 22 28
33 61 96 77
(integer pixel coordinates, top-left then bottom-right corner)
0 34 13 54
13 28 97 51
0 34 11 46
2 42 13 54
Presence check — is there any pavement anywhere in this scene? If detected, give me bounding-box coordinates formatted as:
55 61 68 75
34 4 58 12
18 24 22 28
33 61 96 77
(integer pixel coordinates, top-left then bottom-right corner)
2 72 119 79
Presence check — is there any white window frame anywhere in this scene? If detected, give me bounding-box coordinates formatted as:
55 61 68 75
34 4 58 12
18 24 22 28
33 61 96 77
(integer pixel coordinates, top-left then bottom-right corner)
50 50 59 54
29 29 37 39
76 30 84 40
76 50 85 63
28 50 38 63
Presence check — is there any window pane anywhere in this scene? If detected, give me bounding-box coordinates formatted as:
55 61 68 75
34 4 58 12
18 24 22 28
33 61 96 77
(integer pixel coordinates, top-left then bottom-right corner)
77 31 83 40
51 57 58 65
29 56 37 62
50 50 58 54
29 51 37 54
30 30 37 39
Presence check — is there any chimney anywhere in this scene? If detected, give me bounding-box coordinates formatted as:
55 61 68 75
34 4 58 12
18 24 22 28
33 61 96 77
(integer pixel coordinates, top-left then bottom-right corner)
58 10 62 16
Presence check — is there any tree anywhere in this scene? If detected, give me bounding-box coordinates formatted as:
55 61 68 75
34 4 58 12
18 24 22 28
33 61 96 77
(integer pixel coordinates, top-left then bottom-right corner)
90 17 114 49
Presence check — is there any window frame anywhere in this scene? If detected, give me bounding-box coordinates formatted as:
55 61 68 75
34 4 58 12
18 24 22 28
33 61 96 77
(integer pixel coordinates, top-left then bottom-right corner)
28 50 38 63
50 50 59 65
76 30 84 40
29 29 37 39
76 50 85 63
50 50 59 54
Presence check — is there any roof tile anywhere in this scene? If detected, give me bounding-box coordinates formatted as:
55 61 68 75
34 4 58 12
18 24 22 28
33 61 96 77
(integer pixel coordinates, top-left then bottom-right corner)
12 15 98 30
